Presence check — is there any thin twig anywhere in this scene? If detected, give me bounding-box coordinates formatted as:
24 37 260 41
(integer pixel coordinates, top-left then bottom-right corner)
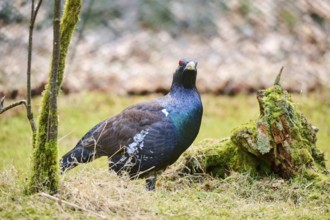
38 192 107 219
0 100 27 115
58 129 76 142
26 0 43 135
32 0 43 25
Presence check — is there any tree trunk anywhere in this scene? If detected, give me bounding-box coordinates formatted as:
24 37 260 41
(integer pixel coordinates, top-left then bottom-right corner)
27 0 82 194
180 77 327 181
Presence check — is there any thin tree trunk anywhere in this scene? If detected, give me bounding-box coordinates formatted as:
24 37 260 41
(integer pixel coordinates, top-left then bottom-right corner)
27 0 82 194
27 0 42 142
48 0 61 143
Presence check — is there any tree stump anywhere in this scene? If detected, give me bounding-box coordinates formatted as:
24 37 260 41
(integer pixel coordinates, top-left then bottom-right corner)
180 74 327 180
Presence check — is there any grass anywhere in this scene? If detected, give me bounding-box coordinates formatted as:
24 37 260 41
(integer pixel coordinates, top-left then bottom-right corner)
0 91 329 219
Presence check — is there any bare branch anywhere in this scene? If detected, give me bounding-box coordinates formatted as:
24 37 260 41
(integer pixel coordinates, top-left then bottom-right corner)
32 0 43 25
0 99 27 115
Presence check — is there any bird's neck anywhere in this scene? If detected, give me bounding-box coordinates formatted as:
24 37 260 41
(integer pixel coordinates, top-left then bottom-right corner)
168 85 201 105
170 83 196 94
171 70 197 89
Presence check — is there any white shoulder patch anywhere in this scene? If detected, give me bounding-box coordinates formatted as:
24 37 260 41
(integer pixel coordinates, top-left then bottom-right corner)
161 108 169 117
126 129 149 155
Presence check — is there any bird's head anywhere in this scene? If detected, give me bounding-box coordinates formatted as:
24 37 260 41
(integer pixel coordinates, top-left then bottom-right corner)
171 58 198 89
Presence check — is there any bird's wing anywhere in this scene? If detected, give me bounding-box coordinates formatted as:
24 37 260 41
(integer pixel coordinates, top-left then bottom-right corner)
108 103 179 176
76 100 177 159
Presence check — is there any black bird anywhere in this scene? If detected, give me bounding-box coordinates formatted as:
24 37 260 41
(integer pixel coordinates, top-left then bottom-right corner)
60 59 203 190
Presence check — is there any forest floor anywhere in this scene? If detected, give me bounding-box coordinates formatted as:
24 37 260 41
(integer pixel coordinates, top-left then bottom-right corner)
0 91 329 219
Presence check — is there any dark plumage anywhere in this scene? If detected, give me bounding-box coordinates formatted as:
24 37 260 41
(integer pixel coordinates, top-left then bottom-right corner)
60 58 203 190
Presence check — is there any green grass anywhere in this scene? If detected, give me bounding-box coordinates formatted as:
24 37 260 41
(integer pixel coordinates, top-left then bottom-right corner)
0 91 329 219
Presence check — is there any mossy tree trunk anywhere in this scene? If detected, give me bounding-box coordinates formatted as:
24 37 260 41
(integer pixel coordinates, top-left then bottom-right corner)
181 75 327 181
27 0 82 194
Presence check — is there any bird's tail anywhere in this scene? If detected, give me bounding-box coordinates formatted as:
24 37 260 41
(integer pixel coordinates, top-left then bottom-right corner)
60 145 96 173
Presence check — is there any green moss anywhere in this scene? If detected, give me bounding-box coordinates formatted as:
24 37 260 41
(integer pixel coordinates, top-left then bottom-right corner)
184 138 235 178
231 120 260 156
300 150 313 164
311 147 326 168
235 147 271 176
260 86 296 127
184 137 271 178
27 141 59 194
58 0 82 85
201 138 238 177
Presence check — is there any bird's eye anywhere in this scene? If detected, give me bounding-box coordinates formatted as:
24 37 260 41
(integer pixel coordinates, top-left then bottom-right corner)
178 60 184 66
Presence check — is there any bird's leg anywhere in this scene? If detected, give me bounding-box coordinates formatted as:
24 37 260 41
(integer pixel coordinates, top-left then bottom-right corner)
145 176 157 191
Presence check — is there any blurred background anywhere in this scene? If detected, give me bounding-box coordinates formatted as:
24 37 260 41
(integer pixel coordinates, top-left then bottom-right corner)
1 0 330 97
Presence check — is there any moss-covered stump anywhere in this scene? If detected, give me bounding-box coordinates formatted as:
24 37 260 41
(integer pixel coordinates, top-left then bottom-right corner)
181 84 327 180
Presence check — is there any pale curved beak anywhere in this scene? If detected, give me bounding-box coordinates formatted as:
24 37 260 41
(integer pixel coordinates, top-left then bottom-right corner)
184 61 197 71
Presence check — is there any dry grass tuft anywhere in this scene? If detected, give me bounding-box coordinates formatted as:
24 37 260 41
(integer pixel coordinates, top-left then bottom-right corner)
58 166 160 219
